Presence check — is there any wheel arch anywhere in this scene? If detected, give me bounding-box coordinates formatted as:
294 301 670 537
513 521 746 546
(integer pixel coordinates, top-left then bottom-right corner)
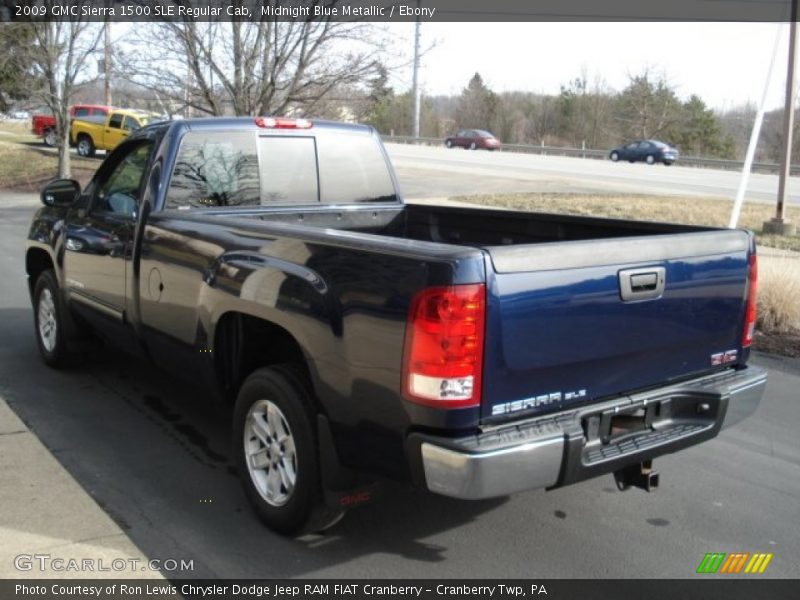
212 311 320 410
25 247 56 298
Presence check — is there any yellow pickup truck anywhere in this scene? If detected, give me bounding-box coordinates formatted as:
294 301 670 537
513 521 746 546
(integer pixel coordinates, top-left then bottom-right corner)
71 109 159 157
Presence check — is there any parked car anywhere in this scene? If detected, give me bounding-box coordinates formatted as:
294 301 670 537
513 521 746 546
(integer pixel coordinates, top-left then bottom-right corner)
31 104 112 147
445 129 501 150
71 108 159 157
26 117 765 535
609 140 679 165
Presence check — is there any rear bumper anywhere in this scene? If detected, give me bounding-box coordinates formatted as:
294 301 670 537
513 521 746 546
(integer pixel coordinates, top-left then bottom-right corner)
408 366 767 500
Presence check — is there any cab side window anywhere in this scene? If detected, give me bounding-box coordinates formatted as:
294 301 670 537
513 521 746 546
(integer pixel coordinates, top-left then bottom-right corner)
108 113 123 129
93 143 152 217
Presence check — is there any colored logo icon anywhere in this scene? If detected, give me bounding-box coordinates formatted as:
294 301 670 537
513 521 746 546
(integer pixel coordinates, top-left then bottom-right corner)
696 552 773 574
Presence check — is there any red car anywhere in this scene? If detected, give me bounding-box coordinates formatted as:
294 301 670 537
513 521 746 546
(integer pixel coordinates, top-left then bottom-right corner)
444 129 501 151
31 104 112 147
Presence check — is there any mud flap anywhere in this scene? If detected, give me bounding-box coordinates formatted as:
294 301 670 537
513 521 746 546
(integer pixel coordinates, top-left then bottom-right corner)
317 415 380 511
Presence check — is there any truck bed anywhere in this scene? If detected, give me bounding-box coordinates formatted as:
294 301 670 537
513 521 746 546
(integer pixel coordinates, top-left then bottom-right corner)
192 202 751 424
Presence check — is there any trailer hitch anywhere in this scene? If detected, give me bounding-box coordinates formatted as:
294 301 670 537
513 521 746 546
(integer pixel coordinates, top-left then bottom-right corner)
614 460 660 492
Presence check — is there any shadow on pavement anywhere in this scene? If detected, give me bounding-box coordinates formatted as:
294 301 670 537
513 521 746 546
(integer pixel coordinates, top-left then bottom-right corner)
0 306 507 578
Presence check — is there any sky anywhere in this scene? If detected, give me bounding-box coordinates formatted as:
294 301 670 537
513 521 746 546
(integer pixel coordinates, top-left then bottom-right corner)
385 22 792 111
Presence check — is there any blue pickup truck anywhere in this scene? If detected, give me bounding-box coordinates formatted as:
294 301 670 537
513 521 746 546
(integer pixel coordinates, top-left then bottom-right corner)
26 117 767 534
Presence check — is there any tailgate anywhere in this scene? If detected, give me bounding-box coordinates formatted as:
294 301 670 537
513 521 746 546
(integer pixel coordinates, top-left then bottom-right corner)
481 230 752 423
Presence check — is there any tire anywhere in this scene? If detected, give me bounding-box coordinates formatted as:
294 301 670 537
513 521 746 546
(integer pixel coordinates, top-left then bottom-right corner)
445 140 453 148
469 142 477 150
610 151 619 162
664 161 674 166
646 154 656 165
76 135 95 158
33 270 77 368
43 128 56 147
233 365 342 535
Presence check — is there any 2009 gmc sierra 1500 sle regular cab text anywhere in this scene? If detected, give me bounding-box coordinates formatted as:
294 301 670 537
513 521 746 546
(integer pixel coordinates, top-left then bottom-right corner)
26 117 767 535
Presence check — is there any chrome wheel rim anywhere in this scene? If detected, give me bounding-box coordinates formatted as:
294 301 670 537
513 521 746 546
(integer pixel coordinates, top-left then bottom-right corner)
38 288 57 353
44 131 56 146
244 399 297 507
78 140 89 156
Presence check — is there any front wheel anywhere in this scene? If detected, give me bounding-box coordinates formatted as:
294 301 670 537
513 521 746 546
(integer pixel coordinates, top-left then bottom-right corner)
33 270 77 368
445 139 453 148
610 151 619 162
233 366 342 535
76 135 95 157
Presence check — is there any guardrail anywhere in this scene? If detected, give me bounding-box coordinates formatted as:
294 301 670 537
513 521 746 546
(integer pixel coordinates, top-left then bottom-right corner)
382 135 800 176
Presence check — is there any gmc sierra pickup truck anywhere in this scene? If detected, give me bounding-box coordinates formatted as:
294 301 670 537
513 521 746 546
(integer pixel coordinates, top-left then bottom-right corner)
26 117 767 535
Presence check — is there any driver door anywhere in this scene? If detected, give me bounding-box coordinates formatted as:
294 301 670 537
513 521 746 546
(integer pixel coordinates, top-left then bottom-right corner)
64 141 152 321
103 112 127 150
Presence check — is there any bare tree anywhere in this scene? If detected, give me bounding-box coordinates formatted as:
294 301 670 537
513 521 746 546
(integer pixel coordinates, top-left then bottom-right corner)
118 4 386 118
8 16 103 177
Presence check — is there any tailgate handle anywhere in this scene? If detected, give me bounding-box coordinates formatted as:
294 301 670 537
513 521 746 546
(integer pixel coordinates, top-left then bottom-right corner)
619 267 665 302
631 273 658 291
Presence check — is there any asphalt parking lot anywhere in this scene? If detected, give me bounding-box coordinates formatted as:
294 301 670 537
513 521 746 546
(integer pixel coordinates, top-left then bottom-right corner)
0 197 798 579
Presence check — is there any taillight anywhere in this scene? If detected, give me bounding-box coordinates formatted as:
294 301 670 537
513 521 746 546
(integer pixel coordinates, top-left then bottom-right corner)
402 284 485 408
254 117 312 129
742 253 758 347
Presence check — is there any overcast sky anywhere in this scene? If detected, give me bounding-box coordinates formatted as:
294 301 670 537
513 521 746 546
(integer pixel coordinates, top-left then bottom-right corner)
386 22 792 111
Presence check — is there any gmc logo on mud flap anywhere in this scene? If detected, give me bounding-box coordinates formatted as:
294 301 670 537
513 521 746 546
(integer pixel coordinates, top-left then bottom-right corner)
339 491 371 507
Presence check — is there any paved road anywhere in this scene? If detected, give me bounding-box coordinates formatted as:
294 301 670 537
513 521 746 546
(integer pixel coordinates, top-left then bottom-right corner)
0 198 798 579
387 143 800 205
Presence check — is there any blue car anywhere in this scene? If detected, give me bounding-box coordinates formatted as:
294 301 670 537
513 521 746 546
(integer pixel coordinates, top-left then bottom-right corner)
609 139 679 165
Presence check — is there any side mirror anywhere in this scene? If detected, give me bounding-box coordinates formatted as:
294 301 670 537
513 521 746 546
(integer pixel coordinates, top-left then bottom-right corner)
41 179 81 207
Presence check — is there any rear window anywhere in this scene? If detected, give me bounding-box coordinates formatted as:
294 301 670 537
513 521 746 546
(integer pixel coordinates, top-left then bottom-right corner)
316 133 396 204
167 131 260 208
258 136 318 203
166 129 396 209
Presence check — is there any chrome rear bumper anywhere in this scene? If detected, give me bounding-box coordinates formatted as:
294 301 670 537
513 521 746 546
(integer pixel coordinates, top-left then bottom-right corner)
411 366 767 500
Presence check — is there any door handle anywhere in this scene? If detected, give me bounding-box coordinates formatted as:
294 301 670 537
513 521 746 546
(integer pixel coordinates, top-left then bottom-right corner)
619 267 665 302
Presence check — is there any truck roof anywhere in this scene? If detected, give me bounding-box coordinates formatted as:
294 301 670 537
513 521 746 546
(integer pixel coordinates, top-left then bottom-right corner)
132 116 374 142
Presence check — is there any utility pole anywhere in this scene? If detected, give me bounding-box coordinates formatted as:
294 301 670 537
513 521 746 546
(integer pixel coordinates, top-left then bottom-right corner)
411 0 421 138
103 21 112 106
768 2 799 235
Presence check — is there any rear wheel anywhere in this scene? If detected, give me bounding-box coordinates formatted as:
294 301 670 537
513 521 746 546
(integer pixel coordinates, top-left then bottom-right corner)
610 151 619 162
233 366 342 535
469 141 477 150
445 139 453 148
646 154 656 165
76 135 95 157
43 128 56 147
